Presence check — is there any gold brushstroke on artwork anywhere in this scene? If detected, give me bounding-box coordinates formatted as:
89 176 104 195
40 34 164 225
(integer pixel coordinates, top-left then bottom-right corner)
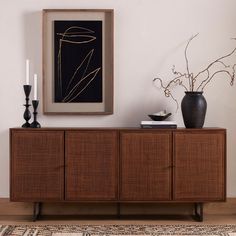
57 34 93 38
63 68 101 102
57 26 96 97
66 49 94 94
57 26 94 35
61 36 96 44
56 25 101 103
57 30 95 36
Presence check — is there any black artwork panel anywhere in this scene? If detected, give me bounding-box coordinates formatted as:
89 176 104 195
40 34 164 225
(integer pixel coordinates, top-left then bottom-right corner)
54 20 102 103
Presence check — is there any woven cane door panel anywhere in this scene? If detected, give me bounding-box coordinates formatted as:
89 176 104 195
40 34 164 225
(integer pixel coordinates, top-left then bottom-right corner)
173 131 226 201
11 131 64 201
120 131 172 201
65 131 118 201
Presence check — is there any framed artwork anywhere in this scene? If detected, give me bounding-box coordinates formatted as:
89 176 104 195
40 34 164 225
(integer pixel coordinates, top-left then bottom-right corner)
43 9 114 114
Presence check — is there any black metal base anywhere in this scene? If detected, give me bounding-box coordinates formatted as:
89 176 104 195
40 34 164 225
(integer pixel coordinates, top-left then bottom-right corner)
32 202 203 222
30 121 41 128
22 122 31 128
117 202 121 219
30 100 41 128
22 85 31 128
33 202 42 221
116 203 203 222
193 202 203 222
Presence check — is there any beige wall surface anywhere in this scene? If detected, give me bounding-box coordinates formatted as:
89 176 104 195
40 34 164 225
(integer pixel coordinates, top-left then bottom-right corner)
1 0 236 197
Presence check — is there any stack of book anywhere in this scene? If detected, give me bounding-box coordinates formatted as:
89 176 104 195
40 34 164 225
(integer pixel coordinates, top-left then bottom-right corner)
140 121 177 129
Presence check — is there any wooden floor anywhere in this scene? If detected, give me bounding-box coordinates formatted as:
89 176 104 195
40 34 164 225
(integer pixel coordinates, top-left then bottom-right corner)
0 214 235 225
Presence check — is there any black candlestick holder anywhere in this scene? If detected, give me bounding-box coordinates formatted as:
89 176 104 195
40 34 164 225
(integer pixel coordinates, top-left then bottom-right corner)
30 100 41 128
22 85 31 128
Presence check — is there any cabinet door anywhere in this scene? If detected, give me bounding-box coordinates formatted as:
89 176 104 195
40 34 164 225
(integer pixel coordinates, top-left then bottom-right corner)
173 131 226 201
10 130 64 201
65 131 118 201
120 131 172 201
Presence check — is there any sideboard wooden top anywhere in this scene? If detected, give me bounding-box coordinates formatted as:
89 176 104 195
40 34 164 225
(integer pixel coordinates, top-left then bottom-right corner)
10 127 226 132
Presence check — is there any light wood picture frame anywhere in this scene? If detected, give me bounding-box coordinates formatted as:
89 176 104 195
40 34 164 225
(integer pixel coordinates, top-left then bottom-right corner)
43 9 114 114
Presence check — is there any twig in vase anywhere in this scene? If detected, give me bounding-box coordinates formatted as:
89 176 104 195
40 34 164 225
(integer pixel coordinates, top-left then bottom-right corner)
153 34 236 111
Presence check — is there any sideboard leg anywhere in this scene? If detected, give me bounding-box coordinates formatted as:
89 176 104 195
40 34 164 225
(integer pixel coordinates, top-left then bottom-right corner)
193 202 203 222
117 203 121 219
33 202 42 221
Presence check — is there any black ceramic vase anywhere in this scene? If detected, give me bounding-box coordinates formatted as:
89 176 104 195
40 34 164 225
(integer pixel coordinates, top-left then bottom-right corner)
181 91 207 128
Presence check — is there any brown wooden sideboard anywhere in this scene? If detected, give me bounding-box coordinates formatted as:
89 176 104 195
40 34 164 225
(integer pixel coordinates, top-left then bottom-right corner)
10 128 226 221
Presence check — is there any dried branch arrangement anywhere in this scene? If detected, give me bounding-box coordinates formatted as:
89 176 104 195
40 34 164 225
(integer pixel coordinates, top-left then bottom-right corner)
153 34 236 109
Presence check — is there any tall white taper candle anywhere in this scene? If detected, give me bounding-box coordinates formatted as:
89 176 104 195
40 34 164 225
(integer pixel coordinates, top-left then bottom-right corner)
33 74 37 100
26 59 29 85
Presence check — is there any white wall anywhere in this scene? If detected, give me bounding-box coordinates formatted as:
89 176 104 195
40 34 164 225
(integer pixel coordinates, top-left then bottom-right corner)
1 0 236 197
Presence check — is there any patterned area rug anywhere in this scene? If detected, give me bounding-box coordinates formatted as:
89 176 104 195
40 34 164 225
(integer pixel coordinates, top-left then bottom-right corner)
1 224 236 236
